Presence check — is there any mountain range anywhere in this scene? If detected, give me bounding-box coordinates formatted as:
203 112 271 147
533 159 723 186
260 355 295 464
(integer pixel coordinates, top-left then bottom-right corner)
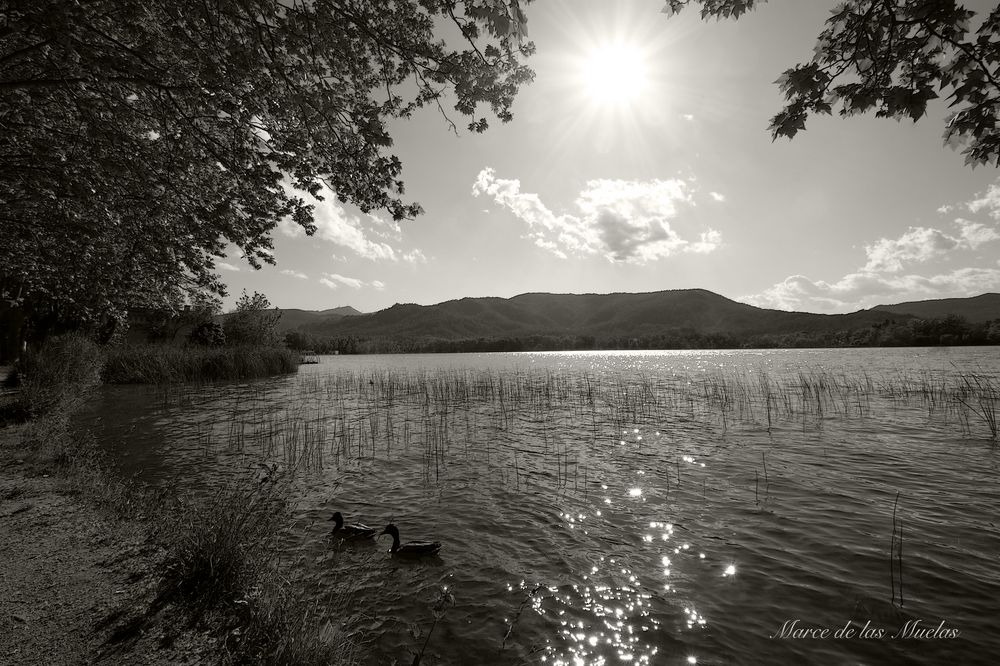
268 306 363 333
268 290 1000 342
872 293 1000 323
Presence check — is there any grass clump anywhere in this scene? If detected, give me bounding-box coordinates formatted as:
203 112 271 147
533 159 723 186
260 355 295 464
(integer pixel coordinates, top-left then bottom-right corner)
18 332 104 418
155 475 348 664
103 345 299 384
14 333 104 460
157 476 287 610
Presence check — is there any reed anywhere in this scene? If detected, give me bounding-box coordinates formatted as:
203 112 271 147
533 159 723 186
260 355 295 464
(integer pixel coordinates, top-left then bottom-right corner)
103 345 299 384
889 491 904 607
956 373 998 440
178 364 1000 492
411 587 456 665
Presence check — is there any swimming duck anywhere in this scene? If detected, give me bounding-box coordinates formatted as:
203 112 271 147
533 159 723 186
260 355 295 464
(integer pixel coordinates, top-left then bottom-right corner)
380 523 442 555
330 511 378 539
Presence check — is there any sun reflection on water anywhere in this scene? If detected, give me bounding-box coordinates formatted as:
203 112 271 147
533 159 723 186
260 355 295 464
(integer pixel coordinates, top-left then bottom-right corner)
529 556 665 665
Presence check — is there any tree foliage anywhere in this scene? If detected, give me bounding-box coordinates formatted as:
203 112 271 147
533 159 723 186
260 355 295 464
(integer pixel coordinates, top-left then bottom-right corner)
0 0 535 331
223 290 282 346
139 290 221 342
188 321 227 347
665 0 1000 166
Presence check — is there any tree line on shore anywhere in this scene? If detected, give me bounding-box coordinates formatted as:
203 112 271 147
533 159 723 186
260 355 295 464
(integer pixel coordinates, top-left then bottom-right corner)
282 314 1000 354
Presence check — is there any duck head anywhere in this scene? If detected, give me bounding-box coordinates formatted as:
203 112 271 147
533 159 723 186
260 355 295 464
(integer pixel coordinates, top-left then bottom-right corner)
380 523 401 550
330 511 344 530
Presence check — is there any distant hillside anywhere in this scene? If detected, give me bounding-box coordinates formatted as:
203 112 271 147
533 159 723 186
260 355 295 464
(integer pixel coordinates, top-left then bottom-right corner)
295 289 913 341
873 293 1000 323
218 305 362 333
318 306 363 317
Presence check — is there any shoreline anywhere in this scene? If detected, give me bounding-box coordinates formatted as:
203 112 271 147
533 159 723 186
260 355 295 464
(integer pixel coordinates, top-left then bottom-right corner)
0 426 217 665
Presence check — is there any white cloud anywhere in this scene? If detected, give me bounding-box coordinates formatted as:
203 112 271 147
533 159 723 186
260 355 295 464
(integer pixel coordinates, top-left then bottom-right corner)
745 268 1000 313
402 249 428 264
956 219 1000 248
709 192 726 203
311 201 397 260
966 182 1000 219
280 269 308 279
689 230 723 254
278 182 422 262
319 272 382 291
217 261 240 272
862 221 1000 274
862 227 959 273
745 195 1000 312
472 168 720 263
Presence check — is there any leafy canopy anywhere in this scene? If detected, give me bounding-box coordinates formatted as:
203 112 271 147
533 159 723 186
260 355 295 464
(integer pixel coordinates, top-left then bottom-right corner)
665 0 1000 166
224 290 281 346
0 0 534 327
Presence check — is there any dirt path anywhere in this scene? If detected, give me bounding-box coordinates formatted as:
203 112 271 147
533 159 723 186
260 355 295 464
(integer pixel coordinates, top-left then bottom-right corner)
0 429 216 665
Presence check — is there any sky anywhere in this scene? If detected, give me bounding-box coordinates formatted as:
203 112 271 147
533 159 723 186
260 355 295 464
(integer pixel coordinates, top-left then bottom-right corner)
218 0 1000 315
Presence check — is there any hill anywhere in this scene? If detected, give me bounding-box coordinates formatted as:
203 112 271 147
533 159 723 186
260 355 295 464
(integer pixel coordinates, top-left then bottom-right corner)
294 289 913 341
873 293 1000 323
217 305 361 333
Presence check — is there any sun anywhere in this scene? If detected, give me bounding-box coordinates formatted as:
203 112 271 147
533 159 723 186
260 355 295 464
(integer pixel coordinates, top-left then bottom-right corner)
578 42 650 106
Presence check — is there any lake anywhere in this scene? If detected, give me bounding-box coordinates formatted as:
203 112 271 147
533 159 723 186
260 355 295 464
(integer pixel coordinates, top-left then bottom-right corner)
79 347 1000 665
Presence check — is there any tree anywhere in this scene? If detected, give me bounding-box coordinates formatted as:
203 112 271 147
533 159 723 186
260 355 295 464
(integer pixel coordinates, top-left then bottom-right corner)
0 0 535 354
189 321 227 347
665 0 1000 165
223 290 281 346
139 291 221 342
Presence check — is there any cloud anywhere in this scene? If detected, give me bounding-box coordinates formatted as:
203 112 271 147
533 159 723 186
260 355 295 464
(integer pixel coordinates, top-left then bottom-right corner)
217 261 240 272
311 202 397 260
709 192 726 203
690 230 723 254
319 272 382 291
966 181 1000 219
278 182 422 262
862 221 1000 273
472 168 720 263
280 269 308 279
745 268 1000 313
402 249 428 264
956 219 1000 247
862 227 960 273
745 185 1000 312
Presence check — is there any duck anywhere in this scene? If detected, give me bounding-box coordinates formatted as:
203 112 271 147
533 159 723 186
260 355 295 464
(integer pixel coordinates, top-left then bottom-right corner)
330 511 378 539
379 523 442 556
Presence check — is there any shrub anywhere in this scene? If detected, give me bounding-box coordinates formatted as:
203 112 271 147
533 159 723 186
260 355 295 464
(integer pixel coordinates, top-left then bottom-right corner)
189 321 226 347
18 332 104 417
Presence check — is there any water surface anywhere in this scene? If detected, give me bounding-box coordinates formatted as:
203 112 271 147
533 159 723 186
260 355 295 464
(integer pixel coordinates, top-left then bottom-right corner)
80 348 1000 665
